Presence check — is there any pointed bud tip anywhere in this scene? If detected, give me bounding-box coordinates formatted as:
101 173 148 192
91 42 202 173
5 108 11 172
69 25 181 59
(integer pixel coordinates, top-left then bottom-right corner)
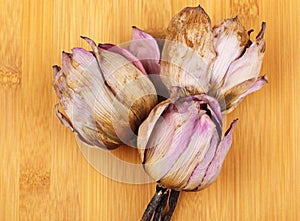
62 52 72 64
81 36 99 54
132 26 146 38
52 65 61 78
256 22 266 40
196 4 204 10
179 5 207 15
182 5 205 12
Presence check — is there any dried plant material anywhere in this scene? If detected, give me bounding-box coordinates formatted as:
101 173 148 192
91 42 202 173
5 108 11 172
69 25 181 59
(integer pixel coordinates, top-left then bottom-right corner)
138 94 237 191
160 6 267 113
53 31 160 149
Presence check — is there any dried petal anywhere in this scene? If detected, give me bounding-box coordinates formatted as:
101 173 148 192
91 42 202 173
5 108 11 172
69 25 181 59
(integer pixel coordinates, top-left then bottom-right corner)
71 48 128 148
160 5 216 94
57 50 119 148
195 94 222 135
99 43 147 74
198 119 238 190
137 99 171 162
183 134 219 190
82 37 158 126
128 26 160 74
210 17 249 89
159 114 218 190
222 75 268 113
53 37 158 149
220 23 266 93
143 99 208 182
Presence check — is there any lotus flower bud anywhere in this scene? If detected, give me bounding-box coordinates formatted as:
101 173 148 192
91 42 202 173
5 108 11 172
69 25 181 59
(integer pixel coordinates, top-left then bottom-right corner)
137 93 237 191
160 5 268 113
53 37 158 149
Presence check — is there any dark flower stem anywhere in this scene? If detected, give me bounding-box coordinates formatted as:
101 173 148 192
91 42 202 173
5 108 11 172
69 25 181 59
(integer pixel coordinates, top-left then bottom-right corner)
141 185 181 221
153 190 170 221
141 185 168 221
163 190 180 221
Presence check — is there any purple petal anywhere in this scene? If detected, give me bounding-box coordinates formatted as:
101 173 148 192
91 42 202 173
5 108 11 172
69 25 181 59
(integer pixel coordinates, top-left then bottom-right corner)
56 51 104 146
69 48 105 90
71 47 95 65
137 100 172 162
99 43 147 75
210 17 250 88
159 113 218 190
198 119 238 190
240 75 268 97
220 23 266 92
143 100 201 181
128 26 160 74
223 75 268 113
184 133 219 190
193 94 222 131
81 36 100 55
59 48 123 149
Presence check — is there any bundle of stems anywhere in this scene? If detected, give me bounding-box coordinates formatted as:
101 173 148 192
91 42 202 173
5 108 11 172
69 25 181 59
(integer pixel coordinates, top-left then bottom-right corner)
141 185 180 221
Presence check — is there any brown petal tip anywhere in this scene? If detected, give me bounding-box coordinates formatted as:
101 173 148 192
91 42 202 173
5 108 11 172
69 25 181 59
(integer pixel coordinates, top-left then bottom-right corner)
52 65 61 80
183 5 208 15
224 118 238 136
261 74 269 83
62 51 71 56
256 22 266 41
232 15 239 21
52 65 61 73
196 4 205 11
174 4 209 18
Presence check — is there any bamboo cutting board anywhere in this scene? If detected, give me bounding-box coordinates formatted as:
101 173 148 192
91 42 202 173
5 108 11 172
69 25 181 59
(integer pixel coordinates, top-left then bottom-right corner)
0 0 299 220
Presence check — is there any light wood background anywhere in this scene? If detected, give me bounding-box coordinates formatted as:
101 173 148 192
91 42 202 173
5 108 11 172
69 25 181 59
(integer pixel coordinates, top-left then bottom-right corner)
1 0 299 220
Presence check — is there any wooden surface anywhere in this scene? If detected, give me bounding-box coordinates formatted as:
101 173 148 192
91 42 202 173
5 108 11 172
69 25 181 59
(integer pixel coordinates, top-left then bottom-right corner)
1 0 299 220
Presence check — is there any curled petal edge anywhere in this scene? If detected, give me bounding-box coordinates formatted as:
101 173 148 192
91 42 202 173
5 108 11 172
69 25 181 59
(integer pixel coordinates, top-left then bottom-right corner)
223 75 268 114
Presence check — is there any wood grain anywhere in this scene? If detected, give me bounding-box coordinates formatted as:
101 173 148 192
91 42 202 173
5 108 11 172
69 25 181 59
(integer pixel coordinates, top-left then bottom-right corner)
1 0 299 220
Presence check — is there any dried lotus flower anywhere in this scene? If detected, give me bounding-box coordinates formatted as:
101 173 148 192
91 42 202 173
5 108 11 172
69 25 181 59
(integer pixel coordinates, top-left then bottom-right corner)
52 5 269 221
53 30 160 149
160 5 268 113
138 92 237 220
138 93 237 191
